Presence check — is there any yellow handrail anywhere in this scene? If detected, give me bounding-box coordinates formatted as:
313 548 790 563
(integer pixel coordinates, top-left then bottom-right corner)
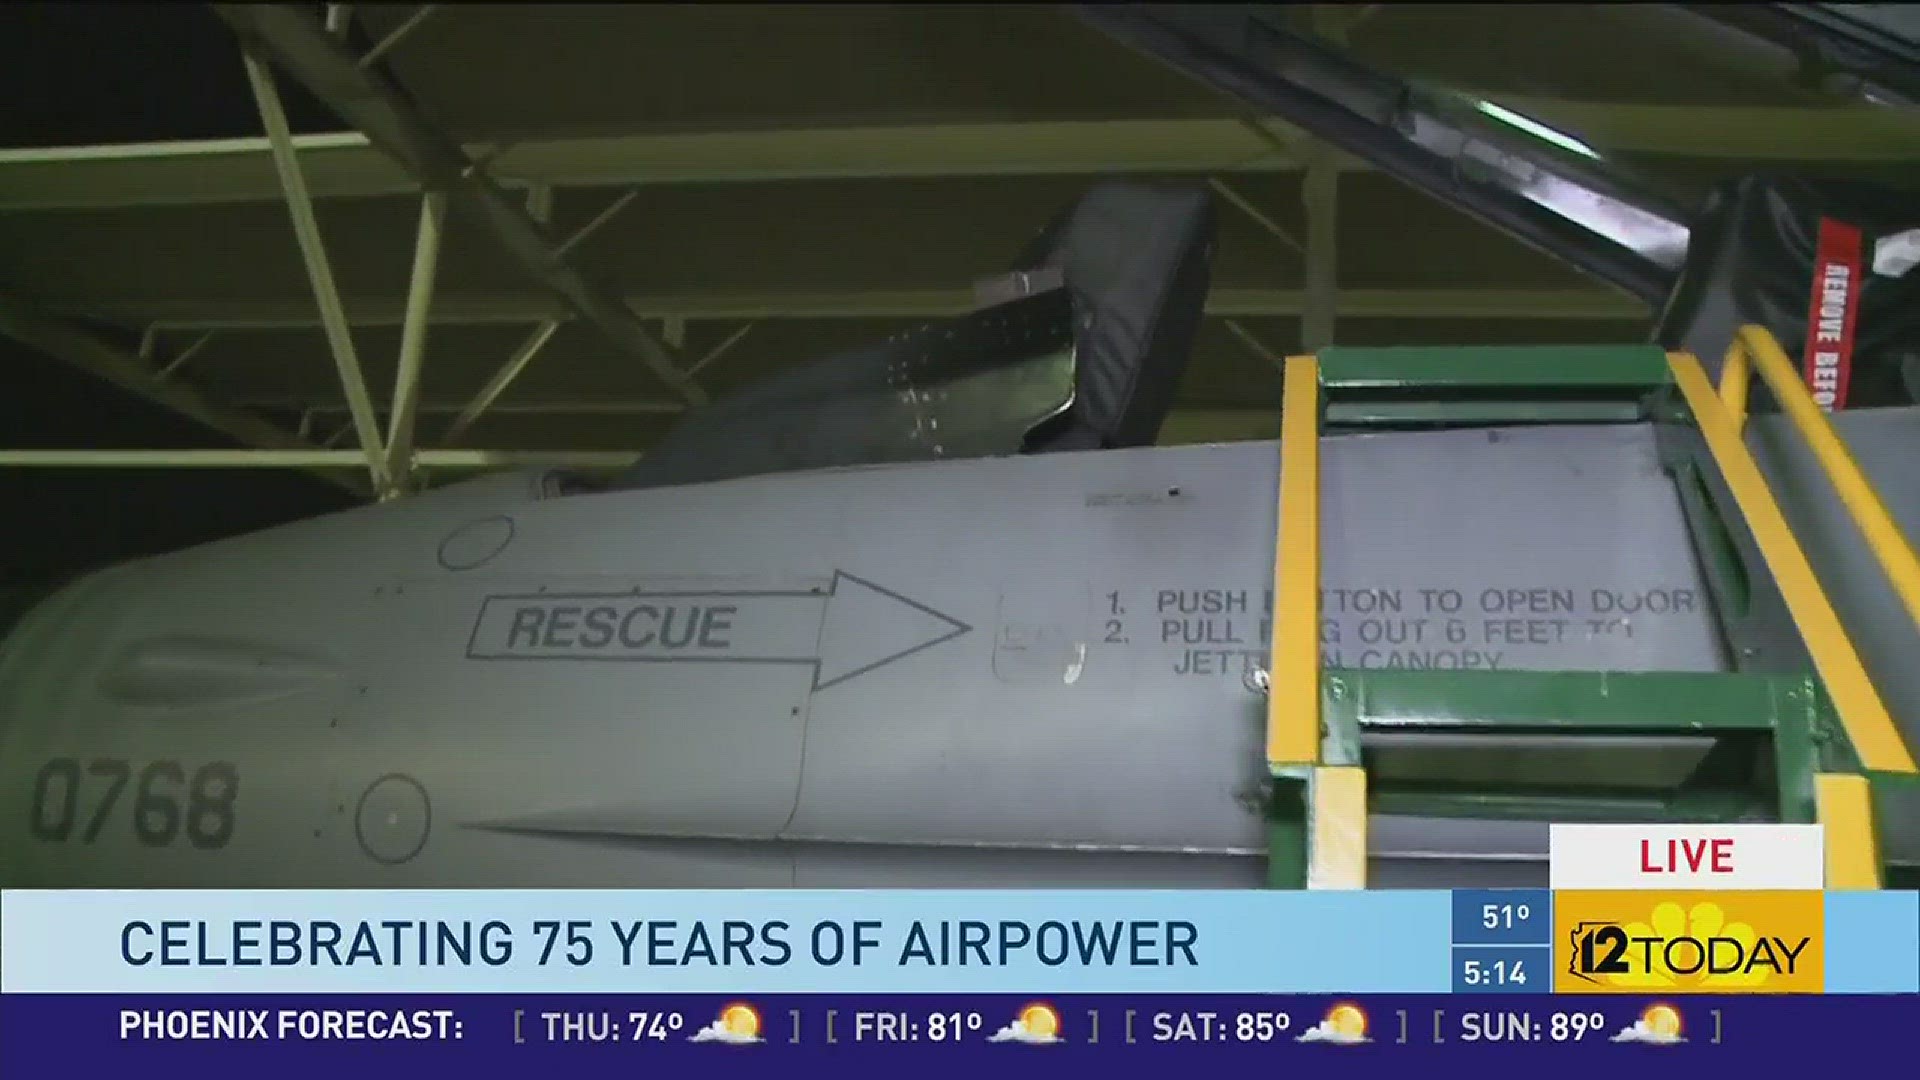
1675 346 1918 774
1815 774 1883 889
1271 356 1368 888
1268 355 1322 771
1722 325 1920 643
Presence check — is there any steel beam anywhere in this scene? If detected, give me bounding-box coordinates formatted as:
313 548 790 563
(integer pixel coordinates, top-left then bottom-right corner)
523 182 553 226
0 448 640 469
56 287 1649 329
0 413 1307 465
4 103 1915 211
0 302 366 496
188 400 1305 445
1206 177 1305 256
214 4 708 406
1301 156 1338 352
555 188 640 257
244 50 391 492
383 190 448 494
255 394 685 417
357 4 437 69
296 324 755 441
155 331 216 380
1300 7 1344 353
442 321 563 443
0 120 1329 211
1222 318 1285 377
686 323 755 378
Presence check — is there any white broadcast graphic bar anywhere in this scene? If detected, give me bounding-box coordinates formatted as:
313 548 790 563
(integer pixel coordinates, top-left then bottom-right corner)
1549 824 1825 890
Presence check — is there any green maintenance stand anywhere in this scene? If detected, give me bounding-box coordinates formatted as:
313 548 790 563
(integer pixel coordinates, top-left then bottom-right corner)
1262 328 1920 891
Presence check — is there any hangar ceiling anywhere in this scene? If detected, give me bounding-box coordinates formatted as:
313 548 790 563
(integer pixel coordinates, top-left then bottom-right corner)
1 3 1915 499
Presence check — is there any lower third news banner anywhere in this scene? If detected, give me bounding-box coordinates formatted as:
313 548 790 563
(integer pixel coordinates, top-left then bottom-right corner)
2 888 1915 1078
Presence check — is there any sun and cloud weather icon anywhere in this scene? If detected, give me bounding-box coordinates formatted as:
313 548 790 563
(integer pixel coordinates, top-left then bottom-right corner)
1611 1003 1684 1045
987 1002 1064 1044
1588 901 1774 989
1296 1002 1370 1045
688 1002 764 1044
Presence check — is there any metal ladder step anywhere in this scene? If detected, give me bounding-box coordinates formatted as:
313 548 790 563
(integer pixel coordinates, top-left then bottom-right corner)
1264 328 1920 891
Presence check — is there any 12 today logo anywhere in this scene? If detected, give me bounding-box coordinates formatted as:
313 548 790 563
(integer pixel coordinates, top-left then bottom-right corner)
1555 891 1823 993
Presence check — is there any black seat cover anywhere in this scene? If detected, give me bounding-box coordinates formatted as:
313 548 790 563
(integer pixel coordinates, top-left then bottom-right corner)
610 180 1215 491
1019 180 1216 452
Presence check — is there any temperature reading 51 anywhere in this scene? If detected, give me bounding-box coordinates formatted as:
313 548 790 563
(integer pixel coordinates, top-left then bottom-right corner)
1482 903 1532 929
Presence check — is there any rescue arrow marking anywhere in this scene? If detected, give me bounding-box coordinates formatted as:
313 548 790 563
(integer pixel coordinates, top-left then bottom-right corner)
463 570 970 690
